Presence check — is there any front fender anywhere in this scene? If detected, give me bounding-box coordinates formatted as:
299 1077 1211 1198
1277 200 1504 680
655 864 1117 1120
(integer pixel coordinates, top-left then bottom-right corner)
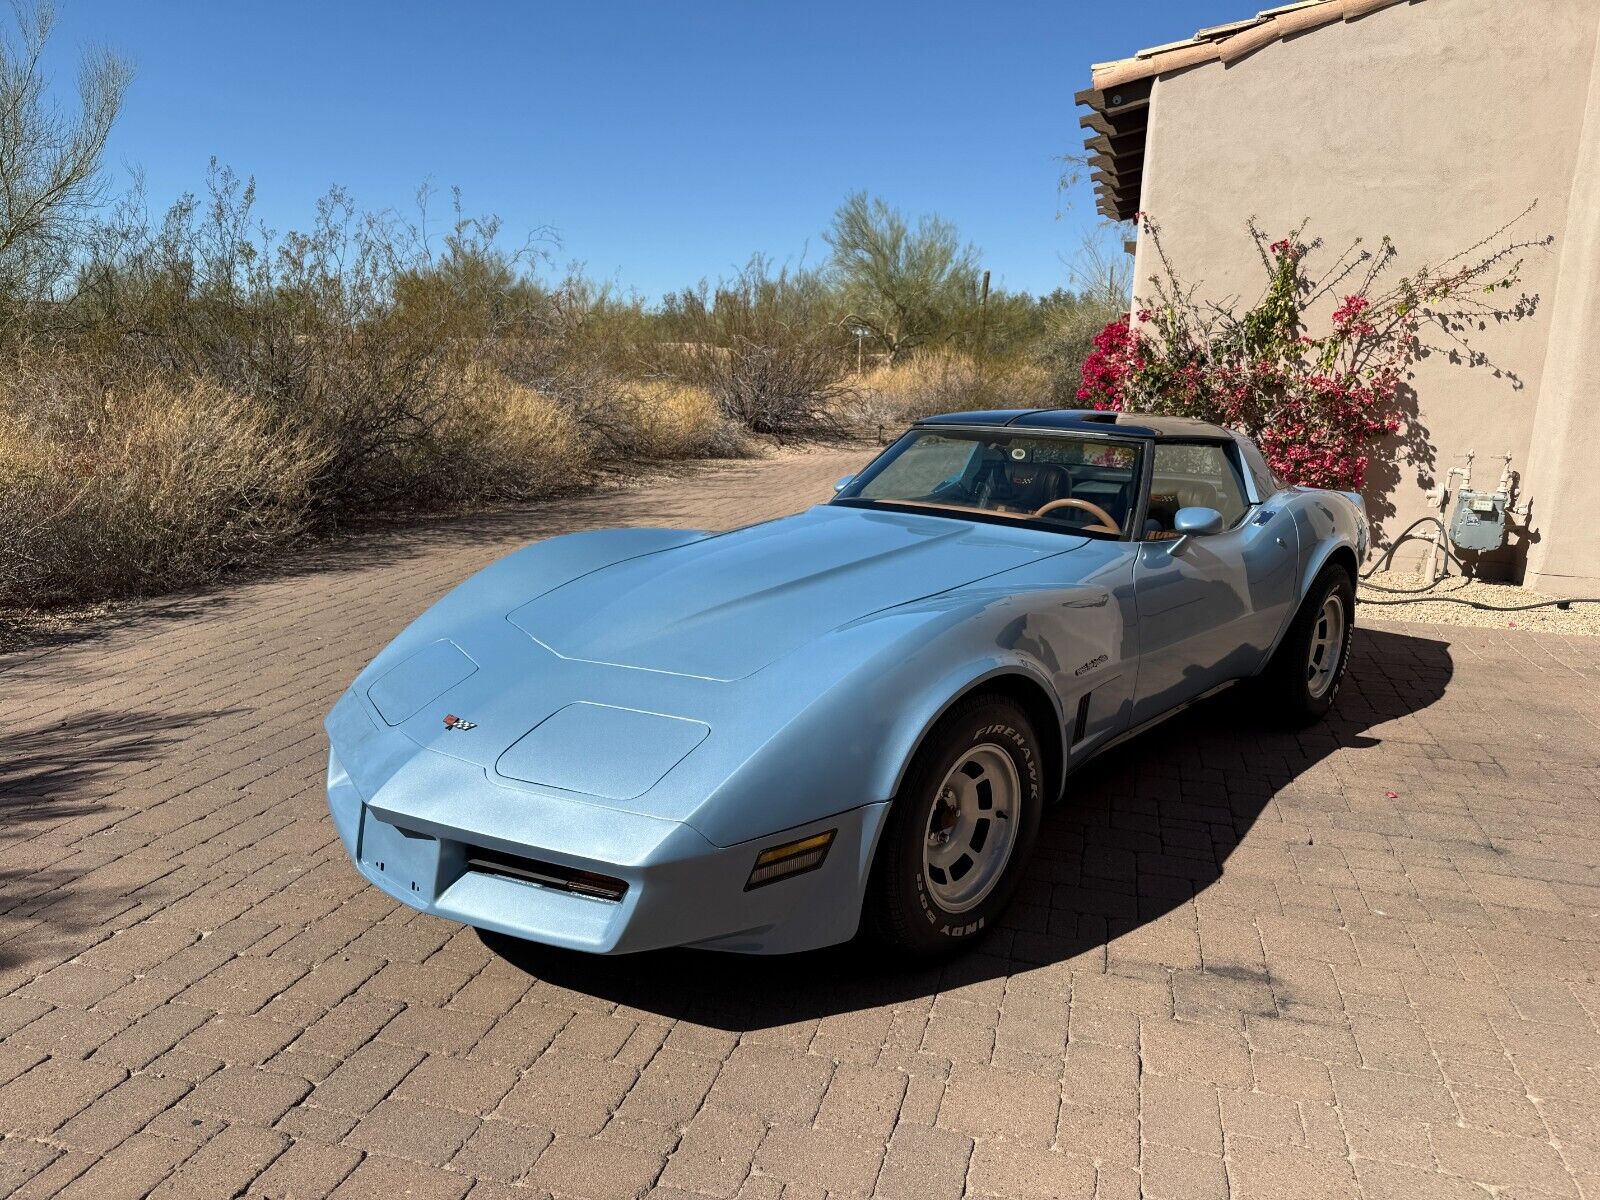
684 570 1128 848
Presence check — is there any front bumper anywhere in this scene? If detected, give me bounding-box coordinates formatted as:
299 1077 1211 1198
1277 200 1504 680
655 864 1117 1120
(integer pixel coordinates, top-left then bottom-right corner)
325 691 889 955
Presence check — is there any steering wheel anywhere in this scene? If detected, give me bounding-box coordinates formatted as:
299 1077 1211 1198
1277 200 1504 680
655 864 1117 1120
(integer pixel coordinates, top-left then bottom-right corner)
1032 497 1120 534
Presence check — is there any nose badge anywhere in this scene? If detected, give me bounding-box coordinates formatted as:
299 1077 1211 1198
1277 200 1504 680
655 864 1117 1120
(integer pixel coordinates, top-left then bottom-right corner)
442 714 477 731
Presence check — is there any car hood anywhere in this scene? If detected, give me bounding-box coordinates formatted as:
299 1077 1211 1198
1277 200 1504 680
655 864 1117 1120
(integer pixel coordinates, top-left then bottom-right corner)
506 504 1084 681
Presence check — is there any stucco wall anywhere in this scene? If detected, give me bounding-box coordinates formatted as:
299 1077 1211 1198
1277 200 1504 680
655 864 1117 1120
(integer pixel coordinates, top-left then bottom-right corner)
1130 0 1600 586
1523 21 1600 595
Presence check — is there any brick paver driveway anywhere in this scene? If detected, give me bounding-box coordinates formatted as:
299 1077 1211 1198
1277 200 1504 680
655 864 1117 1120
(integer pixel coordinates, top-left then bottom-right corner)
3 446 1599 1200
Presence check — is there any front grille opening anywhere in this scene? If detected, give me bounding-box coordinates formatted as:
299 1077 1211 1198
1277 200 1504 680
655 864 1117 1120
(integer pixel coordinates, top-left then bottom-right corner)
465 845 628 902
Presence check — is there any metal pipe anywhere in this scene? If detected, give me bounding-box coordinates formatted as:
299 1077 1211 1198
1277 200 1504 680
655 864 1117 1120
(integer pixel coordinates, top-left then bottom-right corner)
1429 452 1473 582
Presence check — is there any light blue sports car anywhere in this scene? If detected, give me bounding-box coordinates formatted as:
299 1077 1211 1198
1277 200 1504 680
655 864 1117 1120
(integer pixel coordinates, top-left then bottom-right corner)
325 409 1368 958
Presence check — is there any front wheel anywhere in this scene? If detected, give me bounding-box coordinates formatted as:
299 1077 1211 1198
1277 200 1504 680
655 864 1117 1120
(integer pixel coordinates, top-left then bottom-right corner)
864 694 1043 959
1260 563 1355 725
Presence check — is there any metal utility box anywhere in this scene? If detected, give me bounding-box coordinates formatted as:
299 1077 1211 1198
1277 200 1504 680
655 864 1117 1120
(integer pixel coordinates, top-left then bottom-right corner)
1449 488 1509 553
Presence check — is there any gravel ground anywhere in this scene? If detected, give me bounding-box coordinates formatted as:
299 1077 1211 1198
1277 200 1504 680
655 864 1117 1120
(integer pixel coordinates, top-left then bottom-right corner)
1358 569 1600 635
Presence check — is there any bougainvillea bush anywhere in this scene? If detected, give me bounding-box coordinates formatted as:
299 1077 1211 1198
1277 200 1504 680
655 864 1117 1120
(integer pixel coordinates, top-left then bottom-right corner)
1078 212 1548 492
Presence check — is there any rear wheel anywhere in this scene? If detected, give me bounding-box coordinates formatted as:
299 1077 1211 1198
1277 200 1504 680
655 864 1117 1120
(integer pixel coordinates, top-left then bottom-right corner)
864 695 1043 959
1260 562 1354 725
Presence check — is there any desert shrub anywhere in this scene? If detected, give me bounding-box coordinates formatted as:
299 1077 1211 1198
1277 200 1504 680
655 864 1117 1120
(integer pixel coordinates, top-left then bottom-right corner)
851 351 1052 427
649 259 852 439
621 379 748 459
0 366 326 605
1033 294 1126 405
689 337 851 439
492 350 748 463
401 367 586 508
63 170 561 515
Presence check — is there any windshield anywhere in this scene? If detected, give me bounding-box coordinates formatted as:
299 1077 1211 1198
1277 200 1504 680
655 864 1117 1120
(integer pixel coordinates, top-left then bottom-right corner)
834 428 1145 538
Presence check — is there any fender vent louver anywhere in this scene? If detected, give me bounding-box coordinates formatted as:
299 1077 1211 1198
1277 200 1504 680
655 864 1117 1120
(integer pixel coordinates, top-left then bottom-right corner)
1073 692 1093 744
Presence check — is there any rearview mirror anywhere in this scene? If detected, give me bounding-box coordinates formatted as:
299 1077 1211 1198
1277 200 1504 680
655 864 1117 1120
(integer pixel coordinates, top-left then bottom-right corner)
833 474 855 494
1173 506 1224 536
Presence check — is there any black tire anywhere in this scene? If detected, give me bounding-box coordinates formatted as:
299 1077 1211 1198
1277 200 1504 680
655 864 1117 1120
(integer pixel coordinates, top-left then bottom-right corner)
864 694 1044 959
1260 562 1355 726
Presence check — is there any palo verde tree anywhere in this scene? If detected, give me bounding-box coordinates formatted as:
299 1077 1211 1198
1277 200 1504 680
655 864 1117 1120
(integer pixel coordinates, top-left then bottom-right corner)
824 191 979 362
0 1 131 319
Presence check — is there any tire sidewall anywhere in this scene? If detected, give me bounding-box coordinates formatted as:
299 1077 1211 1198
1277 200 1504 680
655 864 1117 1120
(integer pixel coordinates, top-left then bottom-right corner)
874 699 1043 955
1294 566 1355 717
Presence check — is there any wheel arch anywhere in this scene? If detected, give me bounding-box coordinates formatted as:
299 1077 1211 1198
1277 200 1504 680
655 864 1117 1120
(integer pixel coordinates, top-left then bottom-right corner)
1322 544 1359 587
892 667 1067 808
1256 538 1360 674
1300 538 1359 603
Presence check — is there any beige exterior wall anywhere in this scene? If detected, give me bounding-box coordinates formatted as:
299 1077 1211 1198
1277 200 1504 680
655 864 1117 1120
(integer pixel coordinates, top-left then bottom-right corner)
1524 21 1600 594
1129 0 1600 589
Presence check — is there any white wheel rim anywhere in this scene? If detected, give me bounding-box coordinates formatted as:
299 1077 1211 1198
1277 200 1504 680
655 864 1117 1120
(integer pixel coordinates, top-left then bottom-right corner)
922 744 1021 914
1306 593 1346 700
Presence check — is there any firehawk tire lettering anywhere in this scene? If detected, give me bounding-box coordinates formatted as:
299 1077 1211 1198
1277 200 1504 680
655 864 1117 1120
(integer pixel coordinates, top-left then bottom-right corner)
868 701 1043 958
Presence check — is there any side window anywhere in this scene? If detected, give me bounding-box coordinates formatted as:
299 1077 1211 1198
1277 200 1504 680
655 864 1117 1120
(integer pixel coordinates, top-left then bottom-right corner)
1145 442 1252 534
1237 438 1281 498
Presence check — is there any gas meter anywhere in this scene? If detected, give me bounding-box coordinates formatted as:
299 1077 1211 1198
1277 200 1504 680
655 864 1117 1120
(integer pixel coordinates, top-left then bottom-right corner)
1449 488 1508 554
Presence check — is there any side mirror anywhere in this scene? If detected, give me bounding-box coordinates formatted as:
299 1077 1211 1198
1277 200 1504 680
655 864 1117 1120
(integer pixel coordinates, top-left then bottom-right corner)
1173 506 1225 536
832 474 855 494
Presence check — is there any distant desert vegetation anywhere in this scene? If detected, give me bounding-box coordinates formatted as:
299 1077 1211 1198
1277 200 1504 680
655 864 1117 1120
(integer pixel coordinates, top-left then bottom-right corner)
0 5 1122 610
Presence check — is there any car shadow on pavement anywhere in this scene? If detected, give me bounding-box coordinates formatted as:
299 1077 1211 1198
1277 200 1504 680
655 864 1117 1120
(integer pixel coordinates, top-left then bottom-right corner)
481 625 1453 1030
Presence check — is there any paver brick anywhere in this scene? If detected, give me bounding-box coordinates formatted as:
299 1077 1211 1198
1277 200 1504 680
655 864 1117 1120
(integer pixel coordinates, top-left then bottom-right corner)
705 1044 832 1125
374 1003 495 1056
182 1063 312 1123
147 1123 290 1198
3 447 1599 1200
495 1050 638 1135
529 1135 665 1198
937 1062 1060 1144
448 1117 553 1183
343 1095 481 1165
1141 1073 1223 1155
310 1038 425 1115
329 1153 473 1199
393 1051 519 1116
617 1047 721 1125
1225 1141 1359 1200
754 1125 885 1194
658 1103 765 1197
52 1071 191 1153
1141 1143 1228 1200
814 1062 908 1141
47 1133 192 1200
248 1137 364 1197
0 1055 128 1137
966 1140 1096 1199
876 1124 972 1200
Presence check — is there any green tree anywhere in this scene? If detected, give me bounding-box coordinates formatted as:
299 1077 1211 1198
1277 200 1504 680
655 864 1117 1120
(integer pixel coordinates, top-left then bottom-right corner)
0 1 131 308
824 192 978 362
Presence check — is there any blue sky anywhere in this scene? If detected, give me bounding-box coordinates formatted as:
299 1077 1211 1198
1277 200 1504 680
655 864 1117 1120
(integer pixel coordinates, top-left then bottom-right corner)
45 1 1212 301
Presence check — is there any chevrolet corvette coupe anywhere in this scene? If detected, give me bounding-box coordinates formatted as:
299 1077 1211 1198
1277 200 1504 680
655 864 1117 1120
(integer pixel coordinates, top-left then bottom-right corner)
325 409 1369 958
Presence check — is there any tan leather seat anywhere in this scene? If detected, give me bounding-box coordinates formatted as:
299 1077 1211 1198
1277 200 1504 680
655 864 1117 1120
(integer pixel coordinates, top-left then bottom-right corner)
1146 481 1220 531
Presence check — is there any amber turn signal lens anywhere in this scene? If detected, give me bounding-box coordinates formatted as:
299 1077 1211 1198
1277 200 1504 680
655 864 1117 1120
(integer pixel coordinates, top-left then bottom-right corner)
745 829 836 890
